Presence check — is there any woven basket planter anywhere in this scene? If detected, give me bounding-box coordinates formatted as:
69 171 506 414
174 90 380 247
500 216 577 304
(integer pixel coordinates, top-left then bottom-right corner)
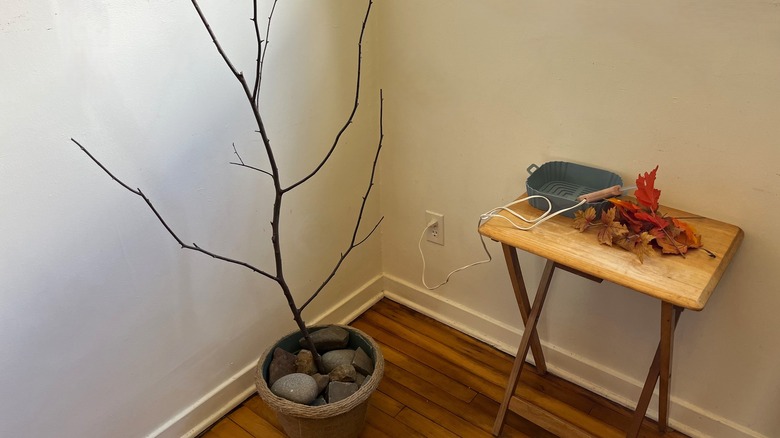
255 325 384 438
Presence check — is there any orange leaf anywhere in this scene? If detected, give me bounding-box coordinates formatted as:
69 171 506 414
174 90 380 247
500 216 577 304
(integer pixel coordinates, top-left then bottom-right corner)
672 218 702 248
607 198 640 212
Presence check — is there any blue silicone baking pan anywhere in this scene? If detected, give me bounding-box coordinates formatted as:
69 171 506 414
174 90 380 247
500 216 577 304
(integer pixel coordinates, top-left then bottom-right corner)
525 161 623 218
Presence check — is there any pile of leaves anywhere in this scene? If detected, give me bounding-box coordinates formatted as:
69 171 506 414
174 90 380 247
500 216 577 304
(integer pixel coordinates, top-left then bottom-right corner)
573 166 702 262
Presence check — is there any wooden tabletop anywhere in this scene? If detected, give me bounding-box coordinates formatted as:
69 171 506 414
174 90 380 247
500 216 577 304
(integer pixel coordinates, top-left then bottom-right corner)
479 195 744 310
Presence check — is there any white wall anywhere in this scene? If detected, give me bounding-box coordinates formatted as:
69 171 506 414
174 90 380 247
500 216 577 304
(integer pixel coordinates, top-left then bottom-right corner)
378 1 779 437
0 1 381 437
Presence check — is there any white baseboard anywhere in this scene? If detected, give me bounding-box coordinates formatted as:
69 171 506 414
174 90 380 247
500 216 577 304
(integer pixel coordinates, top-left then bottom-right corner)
148 275 385 438
382 274 765 438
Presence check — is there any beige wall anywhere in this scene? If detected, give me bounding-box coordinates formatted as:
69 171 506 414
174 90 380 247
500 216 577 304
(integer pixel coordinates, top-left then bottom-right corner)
378 1 779 436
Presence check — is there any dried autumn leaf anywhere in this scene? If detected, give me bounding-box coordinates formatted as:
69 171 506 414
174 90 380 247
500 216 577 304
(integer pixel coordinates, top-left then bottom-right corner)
608 198 644 233
632 232 656 263
608 198 640 212
573 207 597 231
635 165 661 211
672 217 702 248
597 208 628 246
650 227 688 255
600 206 617 225
634 210 669 230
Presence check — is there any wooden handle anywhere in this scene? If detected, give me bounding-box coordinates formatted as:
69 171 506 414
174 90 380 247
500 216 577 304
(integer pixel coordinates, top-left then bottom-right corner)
577 185 622 203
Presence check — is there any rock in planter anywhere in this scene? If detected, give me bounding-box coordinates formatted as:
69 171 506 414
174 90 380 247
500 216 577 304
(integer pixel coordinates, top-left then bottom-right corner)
295 349 318 375
322 349 356 373
270 373 319 405
329 364 357 382
312 373 330 394
327 381 360 403
352 346 374 375
299 326 350 352
268 347 297 385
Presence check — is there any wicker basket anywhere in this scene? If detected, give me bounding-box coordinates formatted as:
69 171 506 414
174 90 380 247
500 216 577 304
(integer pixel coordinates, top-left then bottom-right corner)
255 325 384 438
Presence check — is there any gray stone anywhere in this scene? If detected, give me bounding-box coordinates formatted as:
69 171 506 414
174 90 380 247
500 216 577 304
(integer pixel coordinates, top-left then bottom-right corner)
327 381 360 404
322 349 355 373
312 373 330 394
352 347 374 375
299 326 350 352
329 364 357 382
354 373 367 387
295 349 318 375
268 347 297 386
270 373 319 405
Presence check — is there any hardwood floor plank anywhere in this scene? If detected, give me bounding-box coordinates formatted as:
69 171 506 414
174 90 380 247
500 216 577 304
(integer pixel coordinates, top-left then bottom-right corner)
201 418 254 438
364 404 427 437
351 318 507 402
378 373 495 437
228 406 286 438
469 393 557 438
380 342 478 403
369 389 405 417
395 408 460 438
242 395 284 431
373 300 514 375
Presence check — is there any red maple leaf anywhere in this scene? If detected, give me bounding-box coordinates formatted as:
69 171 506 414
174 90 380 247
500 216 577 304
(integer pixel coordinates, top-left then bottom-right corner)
635 165 661 211
634 210 669 230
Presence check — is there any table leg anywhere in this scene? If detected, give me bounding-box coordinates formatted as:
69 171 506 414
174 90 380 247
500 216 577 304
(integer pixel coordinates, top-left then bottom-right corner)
659 302 680 431
502 243 547 374
626 303 683 437
492 259 556 436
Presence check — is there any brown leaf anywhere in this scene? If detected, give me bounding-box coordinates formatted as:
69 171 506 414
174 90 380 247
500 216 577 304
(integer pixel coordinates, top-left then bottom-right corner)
650 227 688 254
597 213 628 246
573 207 597 232
631 232 656 263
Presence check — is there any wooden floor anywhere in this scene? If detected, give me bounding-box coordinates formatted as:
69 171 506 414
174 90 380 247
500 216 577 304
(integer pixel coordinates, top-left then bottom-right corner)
201 299 688 438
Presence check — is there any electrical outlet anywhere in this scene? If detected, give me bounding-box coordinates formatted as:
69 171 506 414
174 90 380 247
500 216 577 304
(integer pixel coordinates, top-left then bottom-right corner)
425 211 444 245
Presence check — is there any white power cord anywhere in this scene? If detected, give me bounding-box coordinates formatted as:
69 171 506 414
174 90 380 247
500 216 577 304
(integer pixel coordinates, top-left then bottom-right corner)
419 195 587 290
418 218 493 290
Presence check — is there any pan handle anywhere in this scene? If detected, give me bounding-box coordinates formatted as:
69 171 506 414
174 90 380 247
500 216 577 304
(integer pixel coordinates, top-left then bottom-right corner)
526 164 539 174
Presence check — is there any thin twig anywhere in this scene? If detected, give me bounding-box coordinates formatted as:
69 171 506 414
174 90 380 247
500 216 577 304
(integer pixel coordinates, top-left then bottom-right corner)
231 143 273 177
256 0 278 100
230 161 274 177
232 142 245 165
251 0 262 102
283 0 373 194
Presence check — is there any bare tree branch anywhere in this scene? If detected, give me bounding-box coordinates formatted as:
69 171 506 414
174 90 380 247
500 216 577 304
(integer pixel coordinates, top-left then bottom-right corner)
70 138 279 283
282 0 373 194
255 0 278 102
230 161 274 177
301 89 384 311
231 142 273 177
251 0 262 102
